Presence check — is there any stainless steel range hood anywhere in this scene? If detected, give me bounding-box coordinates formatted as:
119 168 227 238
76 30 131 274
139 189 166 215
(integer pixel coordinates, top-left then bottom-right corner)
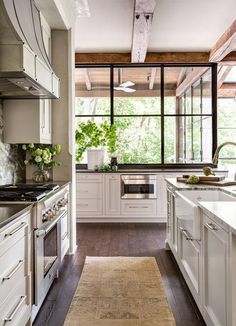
0 0 60 99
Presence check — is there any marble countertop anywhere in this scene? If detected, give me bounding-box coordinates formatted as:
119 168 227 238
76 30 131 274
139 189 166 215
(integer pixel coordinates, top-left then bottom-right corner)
77 168 228 174
0 204 32 229
199 201 236 234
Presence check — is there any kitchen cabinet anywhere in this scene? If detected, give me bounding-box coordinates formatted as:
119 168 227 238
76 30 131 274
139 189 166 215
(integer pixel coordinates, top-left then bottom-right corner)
157 174 176 219
178 222 201 302
202 212 229 326
166 186 177 253
0 208 32 326
76 174 103 217
105 175 120 216
3 99 52 144
60 210 69 262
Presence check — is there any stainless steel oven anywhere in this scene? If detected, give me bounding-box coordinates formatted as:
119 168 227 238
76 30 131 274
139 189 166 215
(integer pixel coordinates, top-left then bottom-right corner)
121 175 157 199
34 208 66 305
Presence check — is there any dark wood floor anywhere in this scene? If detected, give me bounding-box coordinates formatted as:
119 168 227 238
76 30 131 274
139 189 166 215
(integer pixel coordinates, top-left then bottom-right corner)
33 223 206 326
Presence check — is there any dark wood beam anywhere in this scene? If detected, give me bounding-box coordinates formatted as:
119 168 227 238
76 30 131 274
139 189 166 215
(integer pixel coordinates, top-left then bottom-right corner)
209 20 236 62
75 52 209 64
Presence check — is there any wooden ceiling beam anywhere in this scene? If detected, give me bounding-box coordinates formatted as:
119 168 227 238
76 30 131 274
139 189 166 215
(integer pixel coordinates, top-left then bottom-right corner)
82 68 92 90
131 0 156 63
177 68 187 86
148 68 157 89
217 66 232 88
75 52 209 64
209 20 236 62
176 67 209 97
220 82 236 90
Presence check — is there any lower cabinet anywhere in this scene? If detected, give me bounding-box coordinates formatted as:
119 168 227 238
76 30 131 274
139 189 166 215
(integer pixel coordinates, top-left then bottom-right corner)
60 210 69 261
0 209 32 326
105 175 120 216
202 213 229 326
178 223 201 302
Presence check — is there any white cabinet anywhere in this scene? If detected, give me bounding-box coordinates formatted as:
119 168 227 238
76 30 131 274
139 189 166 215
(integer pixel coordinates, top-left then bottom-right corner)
60 211 69 261
76 174 103 217
0 208 32 326
121 200 157 216
3 99 52 144
105 175 120 216
202 213 229 326
157 174 176 218
166 186 177 252
178 223 201 303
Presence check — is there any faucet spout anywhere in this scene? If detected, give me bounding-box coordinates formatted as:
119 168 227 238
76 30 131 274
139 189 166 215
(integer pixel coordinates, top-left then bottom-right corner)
212 141 236 165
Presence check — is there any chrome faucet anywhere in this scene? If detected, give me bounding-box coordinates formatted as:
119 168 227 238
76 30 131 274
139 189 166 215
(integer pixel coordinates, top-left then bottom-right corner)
212 141 236 164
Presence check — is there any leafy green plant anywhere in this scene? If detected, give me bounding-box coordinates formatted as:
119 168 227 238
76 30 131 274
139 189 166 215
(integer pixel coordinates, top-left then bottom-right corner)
75 121 117 162
22 143 61 169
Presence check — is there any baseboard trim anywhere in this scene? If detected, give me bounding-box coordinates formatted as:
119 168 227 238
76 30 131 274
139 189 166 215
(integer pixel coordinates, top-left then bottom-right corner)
76 217 166 223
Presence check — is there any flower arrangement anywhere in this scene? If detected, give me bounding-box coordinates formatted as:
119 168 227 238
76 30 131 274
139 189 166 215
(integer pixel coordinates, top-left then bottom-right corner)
22 143 61 170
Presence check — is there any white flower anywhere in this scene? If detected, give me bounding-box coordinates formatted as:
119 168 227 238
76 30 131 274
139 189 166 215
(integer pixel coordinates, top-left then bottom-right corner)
22 144 27 150
24 160 28 165
35 156 42 163
29 143 34 149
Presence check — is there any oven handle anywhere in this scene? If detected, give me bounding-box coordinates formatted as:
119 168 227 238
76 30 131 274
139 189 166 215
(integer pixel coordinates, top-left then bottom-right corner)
36 209 67 237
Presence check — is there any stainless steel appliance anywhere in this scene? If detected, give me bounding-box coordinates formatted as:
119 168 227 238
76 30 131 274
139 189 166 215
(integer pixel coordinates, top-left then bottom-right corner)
121 175 157 199
0 183 69 321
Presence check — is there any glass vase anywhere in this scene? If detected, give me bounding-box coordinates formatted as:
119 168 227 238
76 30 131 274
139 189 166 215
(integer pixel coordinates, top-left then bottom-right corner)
32 167 50 183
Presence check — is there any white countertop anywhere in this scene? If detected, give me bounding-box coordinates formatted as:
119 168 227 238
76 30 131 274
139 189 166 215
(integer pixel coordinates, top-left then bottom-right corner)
199 201 236 234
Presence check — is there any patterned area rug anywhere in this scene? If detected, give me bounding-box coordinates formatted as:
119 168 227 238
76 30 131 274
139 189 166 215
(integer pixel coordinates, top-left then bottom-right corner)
64 257 176 326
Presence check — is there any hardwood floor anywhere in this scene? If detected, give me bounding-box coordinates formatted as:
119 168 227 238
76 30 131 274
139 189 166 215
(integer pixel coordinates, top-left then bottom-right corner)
33 223 206 326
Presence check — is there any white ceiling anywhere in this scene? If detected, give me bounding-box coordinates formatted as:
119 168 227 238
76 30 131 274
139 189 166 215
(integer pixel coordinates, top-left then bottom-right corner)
75 0 236 53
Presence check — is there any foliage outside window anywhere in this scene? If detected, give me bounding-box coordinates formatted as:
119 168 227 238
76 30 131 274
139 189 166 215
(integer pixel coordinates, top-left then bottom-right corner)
75 65 216 166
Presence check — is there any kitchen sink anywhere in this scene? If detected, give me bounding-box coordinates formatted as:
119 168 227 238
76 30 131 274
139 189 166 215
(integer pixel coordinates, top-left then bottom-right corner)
177 189 235 204
175 190 235 240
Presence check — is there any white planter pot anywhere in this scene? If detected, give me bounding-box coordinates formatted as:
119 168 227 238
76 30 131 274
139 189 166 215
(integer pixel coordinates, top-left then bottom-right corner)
87 148 104 170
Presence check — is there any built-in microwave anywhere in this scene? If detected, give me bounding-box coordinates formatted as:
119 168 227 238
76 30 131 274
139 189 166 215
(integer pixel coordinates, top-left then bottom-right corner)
121 175 157 199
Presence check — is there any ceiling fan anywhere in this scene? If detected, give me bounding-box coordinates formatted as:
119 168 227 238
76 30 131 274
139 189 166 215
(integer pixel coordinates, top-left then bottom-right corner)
114 68 136 93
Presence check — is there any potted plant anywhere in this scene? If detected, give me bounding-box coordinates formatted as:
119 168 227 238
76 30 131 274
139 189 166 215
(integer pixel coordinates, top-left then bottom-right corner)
22 143 61 182
75 121 117 170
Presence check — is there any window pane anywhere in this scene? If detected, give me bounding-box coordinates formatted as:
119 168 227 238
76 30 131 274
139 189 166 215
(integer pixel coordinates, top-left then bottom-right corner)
217 98 236 167
75 67 110 115
192 80 201 114
114 117 161 163
164 117 177 163
114 67 161 115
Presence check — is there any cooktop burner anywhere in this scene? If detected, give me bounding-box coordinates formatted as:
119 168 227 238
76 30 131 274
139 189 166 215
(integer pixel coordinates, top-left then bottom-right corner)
0 184 60 202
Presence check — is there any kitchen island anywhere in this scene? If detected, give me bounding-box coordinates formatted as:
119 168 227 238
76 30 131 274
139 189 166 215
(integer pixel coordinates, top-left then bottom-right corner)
166 178 236 326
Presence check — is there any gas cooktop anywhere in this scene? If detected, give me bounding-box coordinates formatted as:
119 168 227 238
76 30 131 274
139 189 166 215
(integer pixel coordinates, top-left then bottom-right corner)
0 184 60 202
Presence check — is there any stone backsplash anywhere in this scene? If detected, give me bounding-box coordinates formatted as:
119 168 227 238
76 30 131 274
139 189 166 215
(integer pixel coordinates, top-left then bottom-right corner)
0 102 25 185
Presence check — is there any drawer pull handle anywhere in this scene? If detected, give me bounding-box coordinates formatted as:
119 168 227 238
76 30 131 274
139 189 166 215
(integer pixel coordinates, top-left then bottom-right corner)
3 260 24 281
206 222 218 231
129 206 149 209
180 227 193 240
4 296 26 322
62 232 68 240
5 223 26 237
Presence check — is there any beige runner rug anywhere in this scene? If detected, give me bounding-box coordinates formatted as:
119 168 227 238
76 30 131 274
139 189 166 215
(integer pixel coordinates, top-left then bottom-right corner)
64 256 176 326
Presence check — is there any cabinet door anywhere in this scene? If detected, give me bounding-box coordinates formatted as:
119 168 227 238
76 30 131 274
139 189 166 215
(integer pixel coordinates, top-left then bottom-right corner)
178 225 200 297
166 189 177 252
157 174 176 218
40 99 52 144
105 175 120 216
202 213 229 326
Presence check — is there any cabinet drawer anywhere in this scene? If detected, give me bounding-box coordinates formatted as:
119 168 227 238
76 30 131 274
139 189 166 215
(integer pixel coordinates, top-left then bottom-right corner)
0 214 30 255
0 278 29 326
0 236 26 303
76 174 102 182
76 182 102 199
121 200 157 216
76 199 102 216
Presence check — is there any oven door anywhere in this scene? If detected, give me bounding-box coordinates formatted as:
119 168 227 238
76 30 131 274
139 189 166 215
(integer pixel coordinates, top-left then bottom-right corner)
121 175 157 199
34 210 66 305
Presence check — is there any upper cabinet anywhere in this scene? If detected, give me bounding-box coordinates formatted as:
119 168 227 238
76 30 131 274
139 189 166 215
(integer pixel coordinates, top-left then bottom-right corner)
3 99 52 144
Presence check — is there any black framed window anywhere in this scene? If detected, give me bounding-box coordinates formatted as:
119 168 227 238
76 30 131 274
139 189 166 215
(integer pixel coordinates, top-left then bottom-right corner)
75 63 217 168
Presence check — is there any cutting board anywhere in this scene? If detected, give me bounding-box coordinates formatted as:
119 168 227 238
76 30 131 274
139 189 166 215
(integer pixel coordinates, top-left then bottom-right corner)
181 175 225 181
177 177 236 186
